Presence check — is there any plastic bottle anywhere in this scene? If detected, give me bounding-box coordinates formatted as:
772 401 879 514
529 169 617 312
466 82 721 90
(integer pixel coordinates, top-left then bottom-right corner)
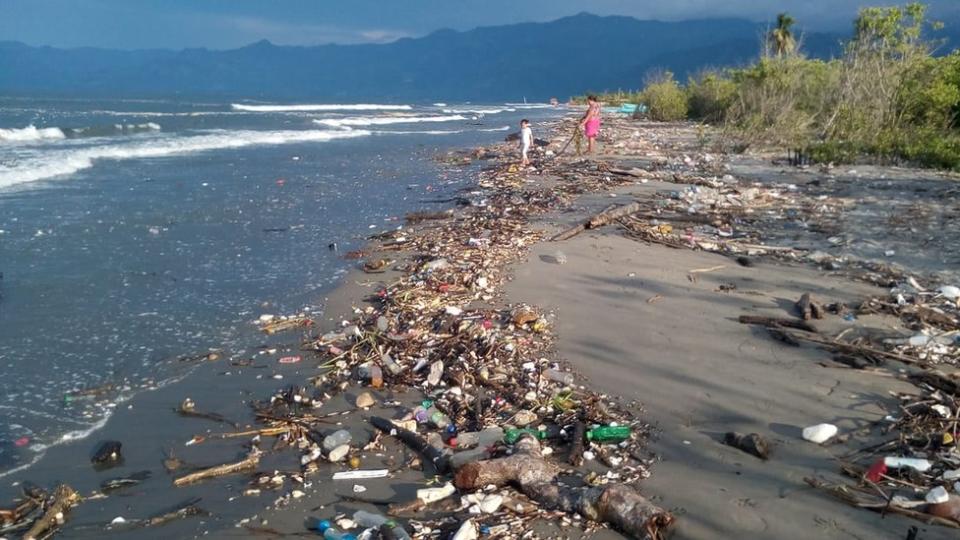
455 427 504 448
586 425 631 443
412 406 430 424
381 353 404 376
314 519 357 540
352 510 412 540
544 369 574 386
504 428 549 445
367 365 383 388
430 410 451 429
322 429 352 452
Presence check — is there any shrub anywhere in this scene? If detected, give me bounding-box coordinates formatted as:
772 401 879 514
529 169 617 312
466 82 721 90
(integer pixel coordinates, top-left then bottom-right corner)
641 73 688 122
686 72 737 122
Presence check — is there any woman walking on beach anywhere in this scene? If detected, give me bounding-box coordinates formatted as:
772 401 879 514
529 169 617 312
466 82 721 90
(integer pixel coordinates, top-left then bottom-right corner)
580 95 601 154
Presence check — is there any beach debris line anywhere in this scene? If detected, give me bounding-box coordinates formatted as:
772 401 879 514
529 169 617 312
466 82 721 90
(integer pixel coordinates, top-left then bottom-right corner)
174 123 669 538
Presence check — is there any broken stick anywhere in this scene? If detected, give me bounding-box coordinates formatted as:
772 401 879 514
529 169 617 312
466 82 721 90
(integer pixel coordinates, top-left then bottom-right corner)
738 315 818 333
173 450 260 487
551 202 642 242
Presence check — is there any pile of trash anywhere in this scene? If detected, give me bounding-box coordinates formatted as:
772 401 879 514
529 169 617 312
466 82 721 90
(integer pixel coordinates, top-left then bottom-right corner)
269 154 669 537
149 132 669 539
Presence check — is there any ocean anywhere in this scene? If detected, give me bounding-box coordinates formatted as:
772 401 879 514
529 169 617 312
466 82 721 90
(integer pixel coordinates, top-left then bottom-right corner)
0 97 562 479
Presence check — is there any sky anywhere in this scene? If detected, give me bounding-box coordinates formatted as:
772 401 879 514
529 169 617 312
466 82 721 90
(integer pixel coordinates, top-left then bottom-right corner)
2 0 960 50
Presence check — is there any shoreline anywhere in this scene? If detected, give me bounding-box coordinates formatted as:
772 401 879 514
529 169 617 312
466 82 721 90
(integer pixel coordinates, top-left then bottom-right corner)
4 112 959 539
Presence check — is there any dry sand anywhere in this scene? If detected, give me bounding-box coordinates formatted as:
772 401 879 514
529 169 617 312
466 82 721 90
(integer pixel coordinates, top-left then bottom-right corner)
505 169 955 538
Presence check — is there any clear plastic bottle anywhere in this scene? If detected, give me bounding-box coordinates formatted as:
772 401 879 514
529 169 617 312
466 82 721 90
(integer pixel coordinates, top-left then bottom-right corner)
429 410 451 429
352 510 412 540
322 429 352 452
381 353 404 376
455 427 504 448
314 519 357 540
544 368 574 386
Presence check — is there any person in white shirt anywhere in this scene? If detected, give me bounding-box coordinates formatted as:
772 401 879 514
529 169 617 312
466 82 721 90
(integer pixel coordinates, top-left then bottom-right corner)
519 118 533 167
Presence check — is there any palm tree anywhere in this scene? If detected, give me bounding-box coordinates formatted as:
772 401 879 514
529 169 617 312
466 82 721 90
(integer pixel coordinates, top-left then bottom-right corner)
769 13 796 57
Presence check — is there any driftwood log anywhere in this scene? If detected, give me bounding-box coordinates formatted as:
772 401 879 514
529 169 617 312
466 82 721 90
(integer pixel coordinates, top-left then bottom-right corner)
551 202 643 242
173 450 260 487
454 435 673 539
370 416 451 474
738 315 818 333
23 484 80 540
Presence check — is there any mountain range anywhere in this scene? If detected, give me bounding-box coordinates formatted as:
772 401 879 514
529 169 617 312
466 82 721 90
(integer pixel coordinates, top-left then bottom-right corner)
0 13 955 101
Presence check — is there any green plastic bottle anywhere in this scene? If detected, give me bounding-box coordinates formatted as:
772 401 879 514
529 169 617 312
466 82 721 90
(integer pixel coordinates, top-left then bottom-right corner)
585 425 631 443
504 428 549 445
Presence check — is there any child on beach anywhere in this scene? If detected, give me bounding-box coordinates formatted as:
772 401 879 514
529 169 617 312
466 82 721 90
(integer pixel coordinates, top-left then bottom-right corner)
519 118 533 167
579 95 601 154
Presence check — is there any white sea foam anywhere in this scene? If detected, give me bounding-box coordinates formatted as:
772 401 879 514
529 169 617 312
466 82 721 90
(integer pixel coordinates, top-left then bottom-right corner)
0 124 67 142
314 114 466 127
505 103 556 109
374 129 466 135
373 124 511 136
90 110 243 117
0 128 370 188
443 107 515 115
232 103 413 112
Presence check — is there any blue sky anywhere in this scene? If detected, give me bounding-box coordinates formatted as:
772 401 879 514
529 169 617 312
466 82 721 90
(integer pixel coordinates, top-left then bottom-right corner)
3 0 959 49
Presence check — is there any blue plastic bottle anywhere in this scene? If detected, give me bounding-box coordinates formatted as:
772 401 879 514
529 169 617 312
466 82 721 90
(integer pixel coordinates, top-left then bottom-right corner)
314 519 357 540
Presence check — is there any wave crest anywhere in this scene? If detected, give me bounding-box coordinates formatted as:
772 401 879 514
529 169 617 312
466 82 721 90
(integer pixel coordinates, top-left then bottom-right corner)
0 125 66 142
314 115 466 127
0 128 370 188
232 103 412 112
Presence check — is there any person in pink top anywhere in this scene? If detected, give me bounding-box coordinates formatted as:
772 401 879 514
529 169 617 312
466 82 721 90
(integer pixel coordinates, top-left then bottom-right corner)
579 95 601 154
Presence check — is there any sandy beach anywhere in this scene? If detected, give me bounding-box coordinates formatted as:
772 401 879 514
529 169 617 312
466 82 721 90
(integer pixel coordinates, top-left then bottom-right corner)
4 111 960 540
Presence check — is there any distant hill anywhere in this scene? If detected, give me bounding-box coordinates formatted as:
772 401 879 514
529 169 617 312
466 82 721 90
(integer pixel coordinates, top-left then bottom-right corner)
0 12 911 101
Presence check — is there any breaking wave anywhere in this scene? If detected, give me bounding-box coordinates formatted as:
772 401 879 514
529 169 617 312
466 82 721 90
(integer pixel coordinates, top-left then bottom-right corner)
0 128 370 188
314 114 466 128
372 124 512 136
0 123 162 143
0 125 66 142
442 107 515 115
232 103 412 112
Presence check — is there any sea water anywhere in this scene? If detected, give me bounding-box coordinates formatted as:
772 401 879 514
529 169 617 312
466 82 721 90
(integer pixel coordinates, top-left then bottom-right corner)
0 97 561 475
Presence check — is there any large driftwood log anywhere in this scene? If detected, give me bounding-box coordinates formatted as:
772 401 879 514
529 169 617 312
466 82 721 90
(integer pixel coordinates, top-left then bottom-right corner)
551 202 643 241
173 450 260 487
23 484 80 540
454 436 673 539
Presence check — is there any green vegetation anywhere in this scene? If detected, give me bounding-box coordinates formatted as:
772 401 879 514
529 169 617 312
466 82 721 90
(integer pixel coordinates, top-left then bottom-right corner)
579 3 960 170
640 72 688 121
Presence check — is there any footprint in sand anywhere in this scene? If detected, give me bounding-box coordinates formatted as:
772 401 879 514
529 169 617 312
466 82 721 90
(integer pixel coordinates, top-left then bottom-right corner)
730 497 769 532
